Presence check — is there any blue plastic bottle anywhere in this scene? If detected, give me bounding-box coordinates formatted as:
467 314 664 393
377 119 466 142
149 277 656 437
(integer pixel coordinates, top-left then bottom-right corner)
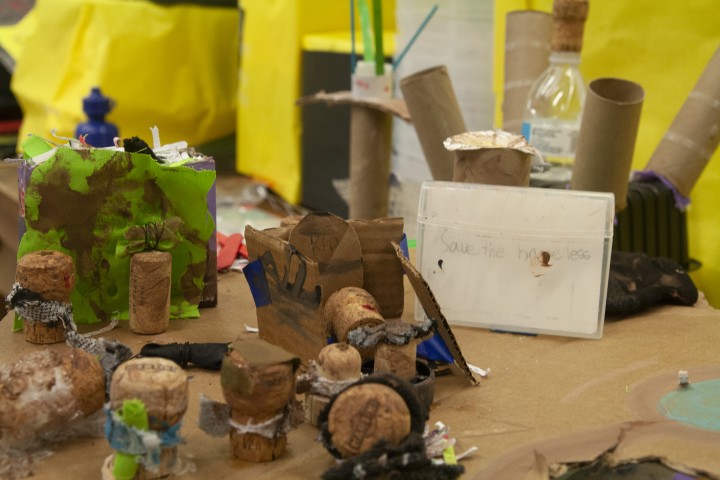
75 87 119 147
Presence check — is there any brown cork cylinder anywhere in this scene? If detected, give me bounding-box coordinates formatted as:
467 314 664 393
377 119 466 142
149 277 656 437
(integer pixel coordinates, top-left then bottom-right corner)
0 348 105 451
15 250 75 344
324 287 384 343
221 338 298 462
374 342 418 382
326 381 412 458
129 251 172 335
110 358 188 479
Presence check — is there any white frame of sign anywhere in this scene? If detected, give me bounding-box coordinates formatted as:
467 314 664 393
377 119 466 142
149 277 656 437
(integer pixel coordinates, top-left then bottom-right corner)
415 181 614 339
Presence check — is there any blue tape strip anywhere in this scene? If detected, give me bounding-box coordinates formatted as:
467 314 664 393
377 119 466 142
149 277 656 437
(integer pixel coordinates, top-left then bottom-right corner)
417 333 454 364
243 258 271 307
400 233 409 259
104 407 183 463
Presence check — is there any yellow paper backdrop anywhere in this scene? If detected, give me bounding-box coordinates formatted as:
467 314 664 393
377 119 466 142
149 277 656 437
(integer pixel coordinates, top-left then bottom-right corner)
494 0 720 306
236 0 395 204
8 0 238 147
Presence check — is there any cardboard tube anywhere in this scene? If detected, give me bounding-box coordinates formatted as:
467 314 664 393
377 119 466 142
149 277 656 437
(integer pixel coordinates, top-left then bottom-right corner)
400 66 467 180
445 130 536 186
349 105 392 219
502 10 552 133
644 46 720 197
571 78 645 212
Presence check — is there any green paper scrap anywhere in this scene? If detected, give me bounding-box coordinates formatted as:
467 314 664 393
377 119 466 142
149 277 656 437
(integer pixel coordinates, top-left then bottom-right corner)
20 134 54 159
18 146 216 323
113 399 149 480
358 0 374 62
443 445 458 465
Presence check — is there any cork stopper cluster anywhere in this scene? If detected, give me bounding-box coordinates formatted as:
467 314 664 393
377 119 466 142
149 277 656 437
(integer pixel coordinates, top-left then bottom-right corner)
551 0 589 52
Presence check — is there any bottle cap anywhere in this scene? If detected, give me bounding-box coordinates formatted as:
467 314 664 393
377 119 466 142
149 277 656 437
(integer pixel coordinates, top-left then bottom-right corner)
551 0 589 52
83 87 114 117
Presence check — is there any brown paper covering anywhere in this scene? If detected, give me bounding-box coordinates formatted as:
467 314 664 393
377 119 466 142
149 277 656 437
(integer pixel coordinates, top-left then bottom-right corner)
400 66 467 181
129 251 172 334
644 46 720 197
502 10 552 133
571 78 645 211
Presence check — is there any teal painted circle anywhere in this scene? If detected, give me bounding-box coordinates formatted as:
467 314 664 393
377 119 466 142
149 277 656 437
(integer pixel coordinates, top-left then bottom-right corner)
659 379 720 431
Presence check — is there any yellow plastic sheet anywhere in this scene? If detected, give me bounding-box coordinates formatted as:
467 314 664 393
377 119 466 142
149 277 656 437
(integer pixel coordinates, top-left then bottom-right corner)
8 0 238 147
494 0 720 306
236 0 395 204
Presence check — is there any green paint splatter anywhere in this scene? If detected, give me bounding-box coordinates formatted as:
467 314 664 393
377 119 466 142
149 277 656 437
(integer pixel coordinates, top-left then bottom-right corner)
19 147 215 323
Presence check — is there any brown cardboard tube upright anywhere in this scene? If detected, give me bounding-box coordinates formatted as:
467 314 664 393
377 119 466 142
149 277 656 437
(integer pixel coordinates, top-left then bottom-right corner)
349 105 393 219
571 78 645 212
502 10 552 133
400 66 467 181
445 130 537 186
644 46 720 197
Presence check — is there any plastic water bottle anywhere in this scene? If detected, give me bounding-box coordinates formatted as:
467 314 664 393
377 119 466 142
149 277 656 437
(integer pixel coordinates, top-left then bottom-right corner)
75 87 119 147
522 0 588 167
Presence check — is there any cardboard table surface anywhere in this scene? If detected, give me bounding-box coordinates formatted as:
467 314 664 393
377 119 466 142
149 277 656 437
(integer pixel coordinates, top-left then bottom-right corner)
1 269 719 479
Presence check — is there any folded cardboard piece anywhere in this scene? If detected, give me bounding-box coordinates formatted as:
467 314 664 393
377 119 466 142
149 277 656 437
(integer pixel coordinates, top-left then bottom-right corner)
17 137 217 324
244 213 477 385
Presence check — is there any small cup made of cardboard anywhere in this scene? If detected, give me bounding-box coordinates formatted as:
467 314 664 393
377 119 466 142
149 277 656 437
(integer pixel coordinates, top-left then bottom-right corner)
445 130 537 186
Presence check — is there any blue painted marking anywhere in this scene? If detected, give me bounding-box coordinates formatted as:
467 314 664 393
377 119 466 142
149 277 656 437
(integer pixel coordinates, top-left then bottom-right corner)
243 259 271 307
659 378 720 431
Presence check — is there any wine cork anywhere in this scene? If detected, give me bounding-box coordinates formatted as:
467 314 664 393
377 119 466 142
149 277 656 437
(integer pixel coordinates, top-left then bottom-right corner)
317 343 362 382
326 381 412 458
221 338 299 462
110 358 188 479
325 287 384 343
0 348 105 451
16 250 75 344
129 251 172 335
374 342 417 381
551 0 589 52
304 393 331 428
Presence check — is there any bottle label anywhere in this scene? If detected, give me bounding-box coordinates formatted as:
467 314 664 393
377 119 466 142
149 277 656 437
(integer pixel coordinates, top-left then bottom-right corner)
522 121 578 159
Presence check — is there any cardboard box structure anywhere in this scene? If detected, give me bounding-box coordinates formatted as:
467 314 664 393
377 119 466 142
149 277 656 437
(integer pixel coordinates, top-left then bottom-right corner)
17 142 218 324
244 213 404 364
245 213 478 386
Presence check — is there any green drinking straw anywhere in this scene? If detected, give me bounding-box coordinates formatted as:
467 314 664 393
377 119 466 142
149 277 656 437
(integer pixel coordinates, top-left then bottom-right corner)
358 0 374 63
350 0 356 73
372 0 384 75
113 399 150 480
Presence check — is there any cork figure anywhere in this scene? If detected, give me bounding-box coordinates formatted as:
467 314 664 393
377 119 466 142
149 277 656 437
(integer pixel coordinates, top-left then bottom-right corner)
324 286 385 359
297 342 363 427
0 348 105 451
104 357 188 479
220 337 300 462
13 250 75 344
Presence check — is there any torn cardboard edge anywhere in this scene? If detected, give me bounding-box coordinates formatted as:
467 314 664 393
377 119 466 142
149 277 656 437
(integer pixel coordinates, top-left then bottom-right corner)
296 90 411 121
392 241 479 386
475 420 720 480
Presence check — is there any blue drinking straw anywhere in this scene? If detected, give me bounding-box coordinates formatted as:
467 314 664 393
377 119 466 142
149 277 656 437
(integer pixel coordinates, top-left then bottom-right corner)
393 4 439 70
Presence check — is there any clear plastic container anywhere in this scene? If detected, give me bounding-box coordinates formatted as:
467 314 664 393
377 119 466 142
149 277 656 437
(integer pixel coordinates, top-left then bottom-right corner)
522 51 587 166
